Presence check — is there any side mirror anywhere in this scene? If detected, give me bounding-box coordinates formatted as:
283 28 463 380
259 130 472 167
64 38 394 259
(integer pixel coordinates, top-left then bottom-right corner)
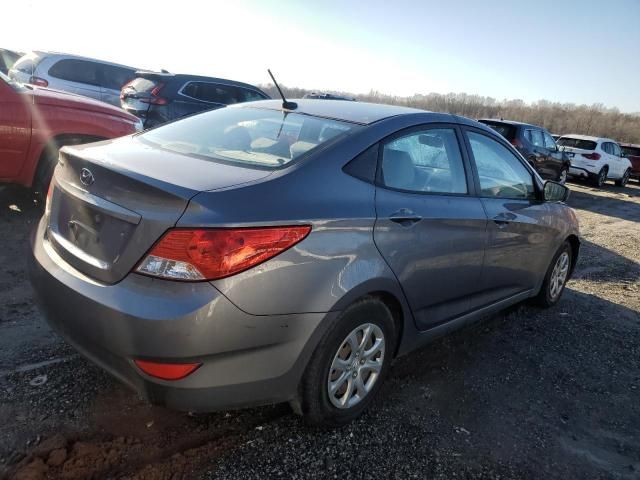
543 180 570 202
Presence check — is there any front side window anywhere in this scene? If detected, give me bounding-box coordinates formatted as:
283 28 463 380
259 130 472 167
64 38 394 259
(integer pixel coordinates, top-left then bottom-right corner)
543 132 557 150
48 59 99 85
622 146 640 157
380 128 467 194
525 129 544 147
140 106 356 168
467 131 534 199
238 88 268 102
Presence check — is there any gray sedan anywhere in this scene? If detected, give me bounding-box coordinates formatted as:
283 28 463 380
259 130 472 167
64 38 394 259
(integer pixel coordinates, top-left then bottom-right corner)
29 99 579 426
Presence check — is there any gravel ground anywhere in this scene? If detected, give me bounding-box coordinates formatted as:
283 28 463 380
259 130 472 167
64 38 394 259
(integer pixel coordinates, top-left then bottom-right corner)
0 179 638 480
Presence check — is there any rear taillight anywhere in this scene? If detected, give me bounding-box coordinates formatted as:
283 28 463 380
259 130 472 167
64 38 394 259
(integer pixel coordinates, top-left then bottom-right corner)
140 82 168 105
582 152 601 160
134 360 201 380
29 76 48 87
510 138 523 148
135 226 311 281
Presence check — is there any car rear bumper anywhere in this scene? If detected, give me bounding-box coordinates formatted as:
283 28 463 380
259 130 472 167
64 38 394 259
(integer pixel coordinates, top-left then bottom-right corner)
28 217 333 411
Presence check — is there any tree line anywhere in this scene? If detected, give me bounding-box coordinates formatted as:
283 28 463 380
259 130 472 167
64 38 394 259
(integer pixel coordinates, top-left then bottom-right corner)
259 85 640 144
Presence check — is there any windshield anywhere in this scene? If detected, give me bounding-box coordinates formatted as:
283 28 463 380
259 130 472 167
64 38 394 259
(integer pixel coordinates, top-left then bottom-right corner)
140 106 358 168
557 137 597 150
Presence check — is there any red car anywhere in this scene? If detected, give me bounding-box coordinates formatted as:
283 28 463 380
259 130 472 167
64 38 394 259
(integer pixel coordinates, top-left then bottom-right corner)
0 71 141 193
621 144 640 183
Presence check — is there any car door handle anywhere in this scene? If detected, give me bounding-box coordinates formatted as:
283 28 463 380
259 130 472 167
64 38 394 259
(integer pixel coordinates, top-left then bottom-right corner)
389 209 423 227
493 212 517 227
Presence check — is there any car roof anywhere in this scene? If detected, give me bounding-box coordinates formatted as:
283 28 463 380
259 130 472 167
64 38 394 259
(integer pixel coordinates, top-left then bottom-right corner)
28 50 136 70
134 70 265 93
559 134 616 143
239 99 430 125
621 143 640 148
478 118 543 129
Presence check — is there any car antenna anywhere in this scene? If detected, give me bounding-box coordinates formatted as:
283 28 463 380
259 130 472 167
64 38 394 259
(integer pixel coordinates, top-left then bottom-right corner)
268 69 297 110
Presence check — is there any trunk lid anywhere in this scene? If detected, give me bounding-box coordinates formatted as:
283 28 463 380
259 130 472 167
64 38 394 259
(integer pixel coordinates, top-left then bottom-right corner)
46 137 272 284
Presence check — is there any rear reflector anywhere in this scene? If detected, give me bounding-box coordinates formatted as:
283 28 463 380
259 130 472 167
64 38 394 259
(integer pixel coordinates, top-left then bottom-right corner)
134 359 201 380
582 152 601 160
135 226 311 281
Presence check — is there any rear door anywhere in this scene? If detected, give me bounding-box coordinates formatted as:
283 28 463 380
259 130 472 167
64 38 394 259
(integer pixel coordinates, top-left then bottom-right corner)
46 59 101 101
542 130 564 179
373 124 488 330
462 128 555 304
524 128 549 177
610 142 626 178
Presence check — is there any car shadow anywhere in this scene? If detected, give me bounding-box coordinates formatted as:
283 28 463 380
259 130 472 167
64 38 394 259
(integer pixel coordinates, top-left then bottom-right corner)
566 181 640 223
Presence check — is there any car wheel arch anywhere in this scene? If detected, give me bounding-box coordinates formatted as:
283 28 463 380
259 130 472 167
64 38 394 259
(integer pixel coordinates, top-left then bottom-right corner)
565 234 580 277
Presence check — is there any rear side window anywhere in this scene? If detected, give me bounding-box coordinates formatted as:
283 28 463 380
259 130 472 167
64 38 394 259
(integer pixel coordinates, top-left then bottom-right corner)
557 137 597 150
48 59 100 85
611 143 622 157
601 142 612 154
99 64 136 90
237 88 268 102
479 121 516 141
467 131 534 199
380 128 467 194
140 106 357 168
524 129 544 147
181 82 240 104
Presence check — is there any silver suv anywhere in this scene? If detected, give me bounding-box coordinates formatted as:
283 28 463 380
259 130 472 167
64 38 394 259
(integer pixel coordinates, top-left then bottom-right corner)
9 51 137 106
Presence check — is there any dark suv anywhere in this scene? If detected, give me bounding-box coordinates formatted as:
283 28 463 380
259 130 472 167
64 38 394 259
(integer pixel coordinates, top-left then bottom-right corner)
121 71 270 127
478 119 570 183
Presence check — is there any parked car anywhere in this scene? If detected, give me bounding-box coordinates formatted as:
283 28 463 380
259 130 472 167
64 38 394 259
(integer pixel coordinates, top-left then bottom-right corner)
0 71 142 193
478 119 570 183
303 92 356 101
551 134 561 141
29 99 579 426
620 143 640 183
9 51 137 106
0 48 23 75
120 71 270 127
557 135 632 187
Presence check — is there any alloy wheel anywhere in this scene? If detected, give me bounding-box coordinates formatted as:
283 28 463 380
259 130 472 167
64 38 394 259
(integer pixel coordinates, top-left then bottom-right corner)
597 169 606 187
549 251 570 300
559 168 568 184
327 323 385 409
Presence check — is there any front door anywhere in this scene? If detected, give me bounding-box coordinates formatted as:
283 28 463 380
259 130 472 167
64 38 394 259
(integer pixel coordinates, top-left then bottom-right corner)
463 129 556 305
373 125 488 330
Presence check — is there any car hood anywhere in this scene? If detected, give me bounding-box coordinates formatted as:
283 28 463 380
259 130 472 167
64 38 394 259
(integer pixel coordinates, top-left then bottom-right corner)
28 86 138 122
64 135 274 192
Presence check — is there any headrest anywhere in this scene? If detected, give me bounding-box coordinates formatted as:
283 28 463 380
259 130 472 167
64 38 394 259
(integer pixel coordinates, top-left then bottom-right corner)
382 149 415 189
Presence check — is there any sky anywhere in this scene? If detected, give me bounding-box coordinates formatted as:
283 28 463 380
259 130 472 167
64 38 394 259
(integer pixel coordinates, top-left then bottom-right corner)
4 0 640 112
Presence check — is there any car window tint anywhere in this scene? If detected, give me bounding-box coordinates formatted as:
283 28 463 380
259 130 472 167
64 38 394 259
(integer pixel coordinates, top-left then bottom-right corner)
48 59 100 85
238 88 267 102
467 131 534 199
611 143 622 157
543 132 557 150
381 128 467 194
182 82 242 104
622 146 640 157
526 129 544 147
99 65 135 90
601 142 611 154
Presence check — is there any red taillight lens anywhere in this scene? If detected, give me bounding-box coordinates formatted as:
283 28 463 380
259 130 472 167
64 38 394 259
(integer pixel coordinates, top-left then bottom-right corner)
136 226 311 281
510 138 523 148
134 360 201 380
29 76 48 87
138 82 168 105
582 152 601 160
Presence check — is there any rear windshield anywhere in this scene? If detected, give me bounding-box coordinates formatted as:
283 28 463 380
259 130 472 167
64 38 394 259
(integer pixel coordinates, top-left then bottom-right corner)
140 106 358 168
128 77 160 92
621 146 640 157
478 121 516 141
11 52 42 74
557 137 597 150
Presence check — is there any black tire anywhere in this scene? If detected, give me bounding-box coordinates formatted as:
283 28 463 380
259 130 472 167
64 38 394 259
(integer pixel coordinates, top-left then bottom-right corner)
534 241 572 308
295 297 396 427
592 167 608 188
615 169 631 187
